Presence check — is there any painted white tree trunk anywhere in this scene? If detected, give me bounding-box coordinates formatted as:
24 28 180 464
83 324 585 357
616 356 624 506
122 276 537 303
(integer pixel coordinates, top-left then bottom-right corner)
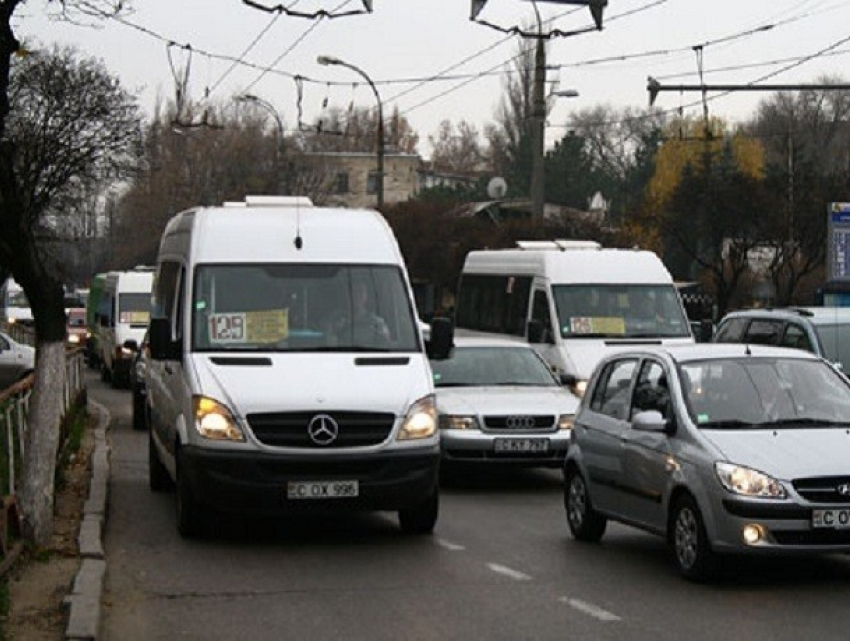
18 341 67 547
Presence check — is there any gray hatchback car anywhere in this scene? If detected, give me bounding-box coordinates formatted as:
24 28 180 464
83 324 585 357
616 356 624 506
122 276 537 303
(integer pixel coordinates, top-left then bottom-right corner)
565 343 850 580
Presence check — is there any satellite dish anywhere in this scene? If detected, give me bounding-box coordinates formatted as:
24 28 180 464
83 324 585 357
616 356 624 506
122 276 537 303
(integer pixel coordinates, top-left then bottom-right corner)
487 176 507 199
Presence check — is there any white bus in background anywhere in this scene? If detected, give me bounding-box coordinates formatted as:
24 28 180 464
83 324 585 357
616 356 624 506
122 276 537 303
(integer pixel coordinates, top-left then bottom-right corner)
96 267 154 387
1 277 33 327
454 240 694 396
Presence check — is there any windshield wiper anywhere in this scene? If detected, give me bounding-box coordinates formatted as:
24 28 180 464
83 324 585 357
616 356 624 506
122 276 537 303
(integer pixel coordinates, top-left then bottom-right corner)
763 418 850 428
699 419 758 429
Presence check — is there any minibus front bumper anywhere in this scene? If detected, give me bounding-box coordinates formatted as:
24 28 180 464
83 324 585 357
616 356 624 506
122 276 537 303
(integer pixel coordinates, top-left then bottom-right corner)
179 444 440 516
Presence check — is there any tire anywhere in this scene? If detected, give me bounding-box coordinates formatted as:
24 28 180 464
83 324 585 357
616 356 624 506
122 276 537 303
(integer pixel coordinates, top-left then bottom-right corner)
132 386 146 430
671 495 716 581
398 489 439 535
148 431 173 492
176 450 204 538
564 467 607 542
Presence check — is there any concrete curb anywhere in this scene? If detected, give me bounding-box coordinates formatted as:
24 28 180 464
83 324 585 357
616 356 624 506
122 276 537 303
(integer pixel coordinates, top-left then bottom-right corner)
66 399 110 641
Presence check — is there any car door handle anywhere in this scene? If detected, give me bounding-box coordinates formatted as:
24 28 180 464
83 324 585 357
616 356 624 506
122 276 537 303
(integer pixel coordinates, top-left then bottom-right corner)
164 364 173 375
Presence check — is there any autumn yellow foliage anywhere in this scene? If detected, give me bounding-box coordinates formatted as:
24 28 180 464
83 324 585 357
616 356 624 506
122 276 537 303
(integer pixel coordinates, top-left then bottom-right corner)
646 116 765 214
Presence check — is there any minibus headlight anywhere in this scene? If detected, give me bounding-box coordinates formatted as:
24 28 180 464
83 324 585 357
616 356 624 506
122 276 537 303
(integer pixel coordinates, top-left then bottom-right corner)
439 415 479 430
715 462 786 498
193 396 245 442
68 334 81 344
398 395 438 441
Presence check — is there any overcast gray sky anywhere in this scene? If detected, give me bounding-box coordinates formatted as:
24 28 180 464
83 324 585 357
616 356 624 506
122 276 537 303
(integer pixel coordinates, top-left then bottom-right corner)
18 0 850 156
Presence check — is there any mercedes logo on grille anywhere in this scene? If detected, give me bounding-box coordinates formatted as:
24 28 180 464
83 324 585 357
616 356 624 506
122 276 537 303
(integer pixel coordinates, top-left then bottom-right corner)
307 414 339 446
505 415 535 429
837 483 850 496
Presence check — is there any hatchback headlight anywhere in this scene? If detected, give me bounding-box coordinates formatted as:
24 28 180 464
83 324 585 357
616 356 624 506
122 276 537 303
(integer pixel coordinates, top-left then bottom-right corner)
439 415 480 430
715 462 786 498
193 395 245 441
397 395 438 440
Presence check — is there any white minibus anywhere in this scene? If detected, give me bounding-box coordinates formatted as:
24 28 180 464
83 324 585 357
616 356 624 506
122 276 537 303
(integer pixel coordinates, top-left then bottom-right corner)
146 196 452 537
96 267 153 387
455 240 693 396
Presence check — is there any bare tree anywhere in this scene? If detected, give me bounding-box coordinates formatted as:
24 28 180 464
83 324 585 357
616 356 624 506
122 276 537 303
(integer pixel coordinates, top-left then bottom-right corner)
0 21 141 544
428 119 485 173
305 104 419 154
746 78 850 303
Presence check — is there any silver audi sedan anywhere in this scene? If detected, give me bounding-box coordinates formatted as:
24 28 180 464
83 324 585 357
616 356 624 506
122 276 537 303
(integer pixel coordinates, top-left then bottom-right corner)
565 343 850 580
430 337 579 470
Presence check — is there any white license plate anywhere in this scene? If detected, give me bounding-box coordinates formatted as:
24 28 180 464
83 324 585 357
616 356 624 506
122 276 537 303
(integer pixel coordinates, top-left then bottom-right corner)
287 480 359 500
494 438 550 453
812 508 850 529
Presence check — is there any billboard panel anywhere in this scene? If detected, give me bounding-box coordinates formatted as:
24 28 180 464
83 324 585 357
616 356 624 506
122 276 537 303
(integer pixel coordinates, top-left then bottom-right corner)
827 202 850 282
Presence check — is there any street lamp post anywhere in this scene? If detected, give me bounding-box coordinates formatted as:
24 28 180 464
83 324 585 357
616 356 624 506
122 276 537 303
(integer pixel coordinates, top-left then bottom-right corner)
236 93 286 194
317 55 384 209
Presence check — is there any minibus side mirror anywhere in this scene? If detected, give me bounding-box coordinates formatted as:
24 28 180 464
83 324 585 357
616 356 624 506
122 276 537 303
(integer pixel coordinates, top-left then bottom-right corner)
698 319 714 343
427 316 454 360
149 317 181 361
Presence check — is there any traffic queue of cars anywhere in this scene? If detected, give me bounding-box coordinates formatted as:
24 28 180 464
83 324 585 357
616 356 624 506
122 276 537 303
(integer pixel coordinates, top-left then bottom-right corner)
11 226 850 583
111 226 850 581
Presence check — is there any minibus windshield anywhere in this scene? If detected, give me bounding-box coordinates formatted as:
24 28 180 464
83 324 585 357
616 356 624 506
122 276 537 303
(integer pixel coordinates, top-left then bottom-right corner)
552 284 690 340
192 264 420 353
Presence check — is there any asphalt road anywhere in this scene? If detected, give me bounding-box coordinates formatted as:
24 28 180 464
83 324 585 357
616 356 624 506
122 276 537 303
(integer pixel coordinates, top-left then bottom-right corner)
90 372 850 641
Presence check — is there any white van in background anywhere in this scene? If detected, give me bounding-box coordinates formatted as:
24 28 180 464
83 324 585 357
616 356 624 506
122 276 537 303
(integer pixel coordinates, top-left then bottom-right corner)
455 240 693 396
1 277 33 327
97 267 153 387
146 196 453 537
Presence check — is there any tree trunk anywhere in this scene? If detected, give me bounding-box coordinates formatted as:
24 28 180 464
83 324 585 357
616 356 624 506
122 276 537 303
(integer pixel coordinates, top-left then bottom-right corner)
18 341 67 547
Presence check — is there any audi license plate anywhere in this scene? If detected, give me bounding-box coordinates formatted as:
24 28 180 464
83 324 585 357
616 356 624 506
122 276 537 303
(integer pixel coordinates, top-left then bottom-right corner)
812 508 850 529
287 480 359 500
494 438 549 453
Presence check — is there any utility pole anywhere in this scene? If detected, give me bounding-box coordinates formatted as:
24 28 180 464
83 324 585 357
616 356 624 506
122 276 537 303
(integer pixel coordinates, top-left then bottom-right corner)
531 5 547 219
470 0 606 220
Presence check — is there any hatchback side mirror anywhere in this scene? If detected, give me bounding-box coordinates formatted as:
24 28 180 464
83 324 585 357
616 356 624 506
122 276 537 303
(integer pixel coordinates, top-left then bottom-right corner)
632 410 670 433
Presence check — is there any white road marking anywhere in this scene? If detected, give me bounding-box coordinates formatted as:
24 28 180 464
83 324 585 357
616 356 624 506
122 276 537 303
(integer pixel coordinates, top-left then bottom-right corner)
560 597 621 622
435 539 466 551
487 563 532 581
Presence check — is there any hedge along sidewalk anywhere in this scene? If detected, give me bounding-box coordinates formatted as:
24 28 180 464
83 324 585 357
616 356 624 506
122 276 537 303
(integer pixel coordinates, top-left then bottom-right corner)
65 399 110 641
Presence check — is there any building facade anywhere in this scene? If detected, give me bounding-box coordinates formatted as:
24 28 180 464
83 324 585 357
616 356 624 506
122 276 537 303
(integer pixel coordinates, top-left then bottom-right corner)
302 152 422 208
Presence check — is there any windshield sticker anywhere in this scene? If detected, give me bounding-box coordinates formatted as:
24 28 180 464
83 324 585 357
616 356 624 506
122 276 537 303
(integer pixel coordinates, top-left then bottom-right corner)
697 413 710 423
566 316 626 335
120 311 150 324
196 300 207 310
208 310 289 344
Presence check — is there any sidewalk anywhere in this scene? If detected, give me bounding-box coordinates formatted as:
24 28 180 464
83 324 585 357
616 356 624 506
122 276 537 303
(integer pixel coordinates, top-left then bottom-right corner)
65 398 111 640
